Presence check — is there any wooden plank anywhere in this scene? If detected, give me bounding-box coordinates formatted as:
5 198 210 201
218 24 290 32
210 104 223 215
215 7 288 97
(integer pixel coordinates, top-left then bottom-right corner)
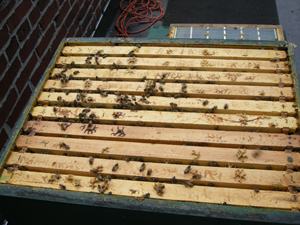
56 56 290 73
25 121 300 150
50 68 293 87
6 152 300 190
38 92 296 116
1 171 298 210
62 46 287 60
43 80 294 101
31 106 297 132
16 135 300 170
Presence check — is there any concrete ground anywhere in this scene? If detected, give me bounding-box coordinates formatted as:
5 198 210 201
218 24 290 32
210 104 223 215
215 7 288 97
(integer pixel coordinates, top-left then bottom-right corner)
276 0 300 74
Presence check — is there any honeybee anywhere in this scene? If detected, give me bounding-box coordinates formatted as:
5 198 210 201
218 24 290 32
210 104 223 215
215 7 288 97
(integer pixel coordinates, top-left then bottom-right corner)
211 106 217 112
147 168 153 176
96 173 104 181
184 180 194 188
172 176 176 183
55 171 61 179
139 163 146 172
154 183 165 196
59 142 70 150
170 102 177 108
203 100 209 106
98 184 104 194
184 165 191 174
141 193 150 198
59 184 66 190
89 156 94 165
112 163 119 172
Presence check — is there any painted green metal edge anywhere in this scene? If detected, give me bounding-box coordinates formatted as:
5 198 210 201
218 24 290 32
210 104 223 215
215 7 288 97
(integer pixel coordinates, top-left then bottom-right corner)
63 37 288 48
0 38 299 223
287 42 300 125
0 184 299 224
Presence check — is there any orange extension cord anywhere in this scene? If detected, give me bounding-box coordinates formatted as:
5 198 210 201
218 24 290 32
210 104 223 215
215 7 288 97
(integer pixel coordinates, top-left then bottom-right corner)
114 0 165 37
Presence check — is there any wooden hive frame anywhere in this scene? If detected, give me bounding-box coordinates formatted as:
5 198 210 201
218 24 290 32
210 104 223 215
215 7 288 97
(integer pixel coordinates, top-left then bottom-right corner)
0 38 299 223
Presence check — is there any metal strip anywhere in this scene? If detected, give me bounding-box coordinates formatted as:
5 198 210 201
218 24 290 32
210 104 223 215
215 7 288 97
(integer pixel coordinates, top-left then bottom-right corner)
257 28 261 40
224 27 226 40
174 27 177 38
240 27 244 40
274 29 278 40
206 27 209 39
190 27 193 39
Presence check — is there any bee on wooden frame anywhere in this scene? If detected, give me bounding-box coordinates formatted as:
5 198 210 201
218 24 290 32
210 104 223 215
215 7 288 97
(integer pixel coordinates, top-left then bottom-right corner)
139 163 146 172
112 163 119 172
184 165 191 174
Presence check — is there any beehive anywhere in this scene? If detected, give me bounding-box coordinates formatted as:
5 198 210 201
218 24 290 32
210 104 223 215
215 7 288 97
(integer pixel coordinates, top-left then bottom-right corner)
0 39 299 216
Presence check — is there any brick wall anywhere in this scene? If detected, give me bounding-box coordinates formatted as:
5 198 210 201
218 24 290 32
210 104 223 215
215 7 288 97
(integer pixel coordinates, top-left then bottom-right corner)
0 0 107 155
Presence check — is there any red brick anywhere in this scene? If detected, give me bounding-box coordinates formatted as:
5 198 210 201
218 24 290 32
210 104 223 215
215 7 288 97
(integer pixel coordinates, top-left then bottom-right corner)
7 85 32 129
101 0 107 8
0 87 17 128
29 5 41 27
17 19 31 43
81 6 94 32
57 0 67 6
65 3 79 28
0 129 9 154
96 4 102 17
0 54 7 77
31 50 52 86
0 0 16 23
36 24 55 57
37 1 48 11
92 0 99 10
7 1 32 31
74 2 87 28
66 25 75 37
0 25 9 51
19 26 41 62
0 57 21 101
6 36 19 61
77 0 84 6
39 1 58 31
16 53 38 93
75 26 83 37
85 25 93 37
51 25 67 54
56 1 70 27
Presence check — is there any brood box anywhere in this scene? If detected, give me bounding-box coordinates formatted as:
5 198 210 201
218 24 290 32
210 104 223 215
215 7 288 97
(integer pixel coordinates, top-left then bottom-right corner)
0 38 300 224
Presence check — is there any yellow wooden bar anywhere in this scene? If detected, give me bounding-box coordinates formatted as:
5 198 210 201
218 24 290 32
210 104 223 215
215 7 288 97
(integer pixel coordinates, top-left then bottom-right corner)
56 56 290 73
1 171 298 210
38 92 296 116
43 80 294 100
16 135 300 170
24 121 300 150
62 46 287 60
31 106 297 132
6 152 300 190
